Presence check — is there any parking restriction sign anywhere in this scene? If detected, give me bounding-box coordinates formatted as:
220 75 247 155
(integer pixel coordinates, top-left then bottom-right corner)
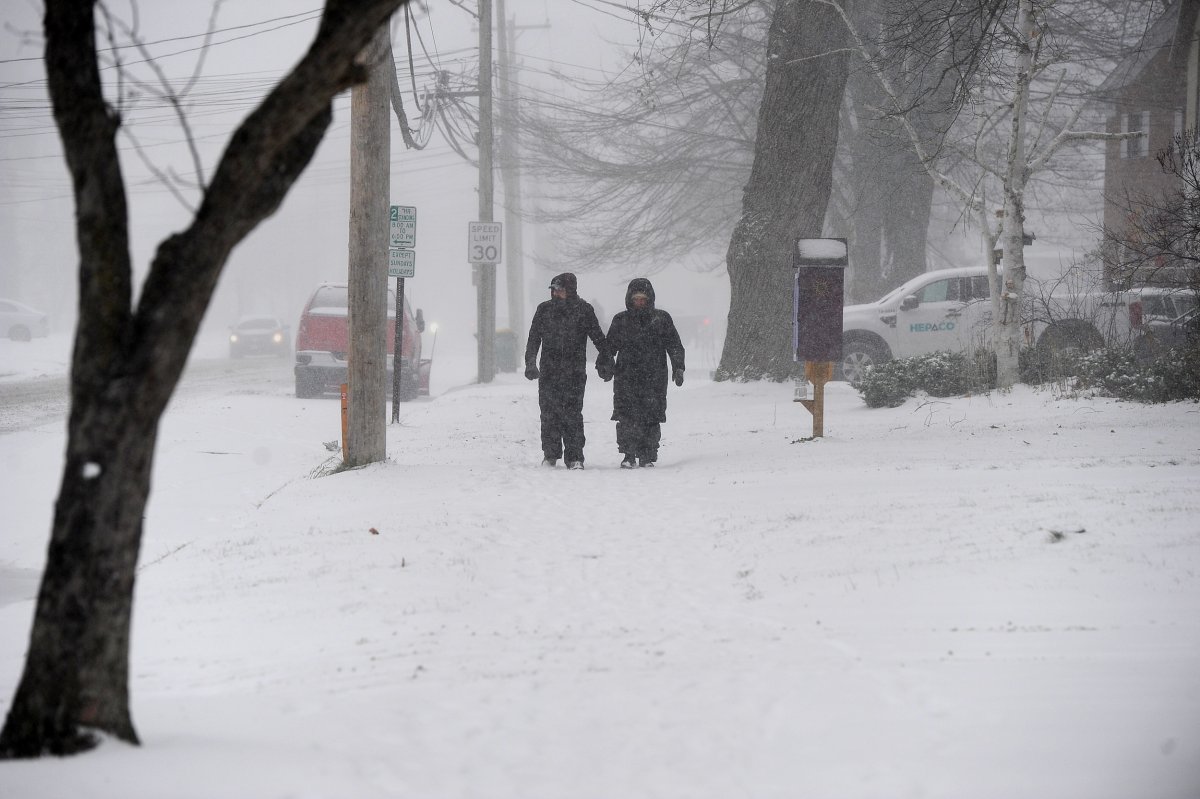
390 205 416 249
388 248 415 278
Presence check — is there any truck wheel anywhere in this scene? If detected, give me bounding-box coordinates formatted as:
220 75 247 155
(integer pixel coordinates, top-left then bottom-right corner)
1035 324 1103 376
839 340 888 383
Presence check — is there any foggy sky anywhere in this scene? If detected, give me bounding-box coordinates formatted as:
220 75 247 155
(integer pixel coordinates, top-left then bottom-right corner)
0 0 730 375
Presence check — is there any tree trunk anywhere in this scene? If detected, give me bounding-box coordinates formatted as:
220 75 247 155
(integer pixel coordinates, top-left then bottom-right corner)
843 78 934 304
995 0 1034 388
843 69 885 303
1 409 156 754
881 145 933 287
1 0 405 759
717 0 851 381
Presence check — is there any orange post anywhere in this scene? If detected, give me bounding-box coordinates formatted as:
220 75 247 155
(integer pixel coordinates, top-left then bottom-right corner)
340 383 350 463
798 361 834 438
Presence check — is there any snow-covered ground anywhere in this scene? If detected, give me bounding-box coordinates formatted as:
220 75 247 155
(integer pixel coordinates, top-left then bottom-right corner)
1 333 1198 798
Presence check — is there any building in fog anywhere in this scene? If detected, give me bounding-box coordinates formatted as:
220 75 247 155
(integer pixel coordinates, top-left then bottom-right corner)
1097 0 1200 288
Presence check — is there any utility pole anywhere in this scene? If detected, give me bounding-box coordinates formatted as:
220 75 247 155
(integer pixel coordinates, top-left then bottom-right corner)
476 0 497 383
346 27 391 466
497 0 527 336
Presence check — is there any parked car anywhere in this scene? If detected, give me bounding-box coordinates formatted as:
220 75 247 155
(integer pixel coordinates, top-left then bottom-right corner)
229 316 290 358
1133 305 1200 363
293 282 428 399
0 298 49 341
838 267 1149 382
1129 286 1198 325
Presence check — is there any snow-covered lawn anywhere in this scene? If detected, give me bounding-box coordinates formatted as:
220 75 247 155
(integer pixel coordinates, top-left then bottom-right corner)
1 344 1198 798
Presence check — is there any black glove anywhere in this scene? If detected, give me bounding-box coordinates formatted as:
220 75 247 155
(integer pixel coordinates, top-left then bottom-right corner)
525 365 540 381
597 363 614 382
673 368 684 387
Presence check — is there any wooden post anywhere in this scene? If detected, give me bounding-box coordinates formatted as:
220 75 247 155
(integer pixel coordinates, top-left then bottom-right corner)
798 360 833 438
340 383 350 463
347 26 390 465
477 0 496 383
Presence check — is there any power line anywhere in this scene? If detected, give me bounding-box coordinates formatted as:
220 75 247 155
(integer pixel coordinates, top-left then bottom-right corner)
0 8 325 66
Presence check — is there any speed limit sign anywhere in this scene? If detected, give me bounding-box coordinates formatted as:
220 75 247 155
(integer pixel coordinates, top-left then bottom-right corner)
467 221 503 264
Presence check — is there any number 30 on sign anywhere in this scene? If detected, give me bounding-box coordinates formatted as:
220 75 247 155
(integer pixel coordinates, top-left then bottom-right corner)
468 221 503 264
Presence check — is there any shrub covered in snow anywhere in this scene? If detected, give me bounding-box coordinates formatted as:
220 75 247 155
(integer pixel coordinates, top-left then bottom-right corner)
853 351 994 407
856 345 1200 407
1068 346 1200 402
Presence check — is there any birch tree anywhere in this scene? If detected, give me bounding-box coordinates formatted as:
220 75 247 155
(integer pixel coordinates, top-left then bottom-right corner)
823 0 1150 386
0 0 408 759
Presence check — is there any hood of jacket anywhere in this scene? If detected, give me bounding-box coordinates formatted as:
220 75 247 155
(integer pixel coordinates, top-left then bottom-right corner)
624 278 655 311
549 272 578 299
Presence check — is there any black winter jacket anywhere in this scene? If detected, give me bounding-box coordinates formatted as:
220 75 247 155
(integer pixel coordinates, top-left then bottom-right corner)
607 278 685 423
524 272 611 381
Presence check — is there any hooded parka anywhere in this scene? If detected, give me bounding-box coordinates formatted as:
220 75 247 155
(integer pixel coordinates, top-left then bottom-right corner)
524 272 611 463
607 278 685 425
524 273 609 381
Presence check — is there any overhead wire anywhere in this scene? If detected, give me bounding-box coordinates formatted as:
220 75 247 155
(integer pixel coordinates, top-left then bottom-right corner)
2 0 747 207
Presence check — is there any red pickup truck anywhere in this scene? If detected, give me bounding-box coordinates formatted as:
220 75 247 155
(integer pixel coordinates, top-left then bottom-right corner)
293 282 429 399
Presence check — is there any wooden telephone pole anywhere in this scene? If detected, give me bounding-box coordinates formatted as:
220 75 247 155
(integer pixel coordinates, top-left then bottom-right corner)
476 0 497 383
496 0 524 337
346 27 391 466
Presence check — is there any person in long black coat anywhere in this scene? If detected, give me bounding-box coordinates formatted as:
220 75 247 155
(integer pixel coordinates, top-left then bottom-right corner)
606 278 685 468
524 272 612 469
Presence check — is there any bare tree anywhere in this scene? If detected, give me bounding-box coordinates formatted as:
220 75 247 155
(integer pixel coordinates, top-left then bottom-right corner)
521 3 771 273
523 0 954 373
717 0 851 380
0 0 407 759
831 0 966 302
823 0 1153 386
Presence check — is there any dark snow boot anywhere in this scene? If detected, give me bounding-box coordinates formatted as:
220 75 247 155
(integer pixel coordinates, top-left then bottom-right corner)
542 457 558 467
620 455 636 469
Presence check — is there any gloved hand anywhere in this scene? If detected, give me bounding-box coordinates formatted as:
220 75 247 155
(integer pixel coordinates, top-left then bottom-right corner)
673 368 684 387
525 365 540 381
597 363 614 382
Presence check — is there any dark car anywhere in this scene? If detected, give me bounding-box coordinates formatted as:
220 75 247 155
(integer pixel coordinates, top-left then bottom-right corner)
229 316 290 358
1133 306 1200 363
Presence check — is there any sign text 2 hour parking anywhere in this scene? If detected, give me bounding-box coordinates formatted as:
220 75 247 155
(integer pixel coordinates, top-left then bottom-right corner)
390 205 416 249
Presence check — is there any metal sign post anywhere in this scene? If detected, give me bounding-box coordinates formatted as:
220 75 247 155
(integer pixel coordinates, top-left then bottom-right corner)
791 238 848 439
390 206 417 420
468 221 503 382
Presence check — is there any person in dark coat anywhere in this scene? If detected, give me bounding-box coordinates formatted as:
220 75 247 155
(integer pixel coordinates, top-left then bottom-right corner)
524 272 613 469
606 278 685 468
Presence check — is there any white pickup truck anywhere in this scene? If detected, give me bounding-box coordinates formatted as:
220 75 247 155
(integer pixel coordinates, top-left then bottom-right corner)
839 266 1153 382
